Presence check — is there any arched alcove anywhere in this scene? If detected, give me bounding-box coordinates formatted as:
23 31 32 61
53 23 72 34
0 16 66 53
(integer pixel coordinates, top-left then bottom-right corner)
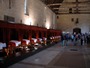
73 28 81 34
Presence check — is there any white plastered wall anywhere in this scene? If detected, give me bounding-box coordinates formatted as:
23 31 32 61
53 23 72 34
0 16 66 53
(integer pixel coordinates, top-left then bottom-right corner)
57 0 90 33
0 0 56 29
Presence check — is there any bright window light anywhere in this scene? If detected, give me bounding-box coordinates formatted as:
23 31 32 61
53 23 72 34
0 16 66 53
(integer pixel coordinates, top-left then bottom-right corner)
45 23 50 29
25 18 30 25
25 18 33 25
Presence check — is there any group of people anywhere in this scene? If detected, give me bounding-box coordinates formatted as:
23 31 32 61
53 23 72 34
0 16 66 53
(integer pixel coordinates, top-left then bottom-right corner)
61 32 90 46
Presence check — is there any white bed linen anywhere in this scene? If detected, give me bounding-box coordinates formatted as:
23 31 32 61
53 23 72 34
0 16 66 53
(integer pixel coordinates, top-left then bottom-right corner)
23 39 30 45
32 38 39 45
44 38 47 41
32 38 37 43
39 38 43 43
10 40 21 46
39 38 42 42
0 42 6 49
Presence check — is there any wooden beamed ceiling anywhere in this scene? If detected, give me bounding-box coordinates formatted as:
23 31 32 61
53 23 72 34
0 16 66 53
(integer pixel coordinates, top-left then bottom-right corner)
40 0 63 5
40 0 63 14
41 0 90 15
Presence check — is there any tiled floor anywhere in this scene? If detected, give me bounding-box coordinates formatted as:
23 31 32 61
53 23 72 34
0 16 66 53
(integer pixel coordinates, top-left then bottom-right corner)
8 42 90 68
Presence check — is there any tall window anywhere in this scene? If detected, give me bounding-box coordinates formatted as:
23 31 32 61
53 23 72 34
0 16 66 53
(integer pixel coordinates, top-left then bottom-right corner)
9 0 11 9
24 0 29 15
69 8 72 13
9 0 15 9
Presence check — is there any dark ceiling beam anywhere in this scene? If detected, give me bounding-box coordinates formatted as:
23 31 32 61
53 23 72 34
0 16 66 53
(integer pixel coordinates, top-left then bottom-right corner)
52 6 90 10
74 10 90 11
47 1 90 6
57 12 90 15
40 0 63 14
41 0 90 15
54 9 90 13
55 10 90 12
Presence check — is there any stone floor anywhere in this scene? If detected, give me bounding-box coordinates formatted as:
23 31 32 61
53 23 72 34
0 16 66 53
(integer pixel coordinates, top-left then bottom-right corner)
8 42 90 68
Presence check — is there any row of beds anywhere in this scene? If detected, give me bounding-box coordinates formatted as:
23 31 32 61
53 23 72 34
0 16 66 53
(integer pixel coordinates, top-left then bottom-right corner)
0 36 61 59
